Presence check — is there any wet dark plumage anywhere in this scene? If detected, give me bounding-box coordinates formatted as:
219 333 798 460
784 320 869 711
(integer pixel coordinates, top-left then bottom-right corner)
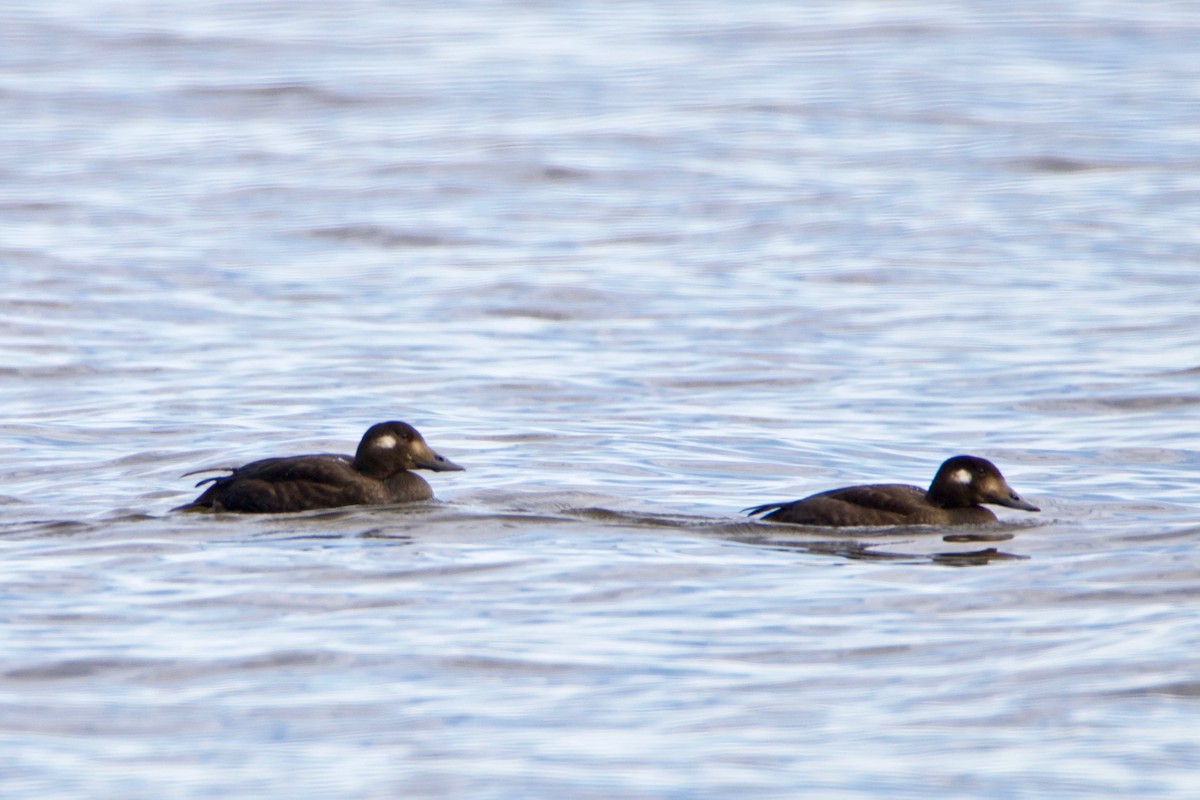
744 455 1039 527
175 421 463 513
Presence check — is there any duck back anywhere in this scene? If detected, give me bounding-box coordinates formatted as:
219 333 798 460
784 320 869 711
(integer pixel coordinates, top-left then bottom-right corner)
747 484 999 527
180 454 432 513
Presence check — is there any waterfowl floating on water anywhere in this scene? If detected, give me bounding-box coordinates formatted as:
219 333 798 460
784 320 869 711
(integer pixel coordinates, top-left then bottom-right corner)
175 421 463 513
744 455 1038 527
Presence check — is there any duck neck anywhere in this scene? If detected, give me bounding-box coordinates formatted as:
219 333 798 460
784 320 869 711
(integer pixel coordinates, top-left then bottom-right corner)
385 471 433 501
353 451 400 480
925 485 973 509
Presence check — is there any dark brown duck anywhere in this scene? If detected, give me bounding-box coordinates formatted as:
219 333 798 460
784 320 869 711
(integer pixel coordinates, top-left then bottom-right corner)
175 421 463 513
744 455 1039 527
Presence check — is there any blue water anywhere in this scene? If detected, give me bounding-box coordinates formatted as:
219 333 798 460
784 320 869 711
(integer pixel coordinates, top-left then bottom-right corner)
2 1 1200 797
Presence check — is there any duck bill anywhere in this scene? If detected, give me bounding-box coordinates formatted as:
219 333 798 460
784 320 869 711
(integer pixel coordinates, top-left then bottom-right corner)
992 487 1039 512
411 444 465 472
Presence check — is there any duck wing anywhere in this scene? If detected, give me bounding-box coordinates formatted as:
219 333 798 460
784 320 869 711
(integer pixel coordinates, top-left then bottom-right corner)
208 454 356 486
178 454 377 513
747 484 926 526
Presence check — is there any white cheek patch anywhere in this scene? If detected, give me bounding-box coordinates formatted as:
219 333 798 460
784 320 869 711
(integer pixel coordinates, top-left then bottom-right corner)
374 434 398 450
952 468 973 484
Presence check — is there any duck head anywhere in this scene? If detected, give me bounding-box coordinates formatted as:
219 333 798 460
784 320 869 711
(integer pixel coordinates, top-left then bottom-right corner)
353 421 464 478
928 455 1039 512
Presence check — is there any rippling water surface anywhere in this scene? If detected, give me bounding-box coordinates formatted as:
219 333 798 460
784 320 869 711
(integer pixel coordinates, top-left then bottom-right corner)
3 1 1200 796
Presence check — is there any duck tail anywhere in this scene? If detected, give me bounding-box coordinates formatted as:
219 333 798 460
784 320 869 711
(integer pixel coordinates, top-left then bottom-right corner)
742 502 786 518
180 467 236 487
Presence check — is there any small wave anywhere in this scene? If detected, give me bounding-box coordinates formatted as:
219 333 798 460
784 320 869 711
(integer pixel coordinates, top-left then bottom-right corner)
305 225 468 248
1019 394 1200 414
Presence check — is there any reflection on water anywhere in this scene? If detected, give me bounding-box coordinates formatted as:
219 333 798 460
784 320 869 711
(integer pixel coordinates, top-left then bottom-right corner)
3 0 1200 796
